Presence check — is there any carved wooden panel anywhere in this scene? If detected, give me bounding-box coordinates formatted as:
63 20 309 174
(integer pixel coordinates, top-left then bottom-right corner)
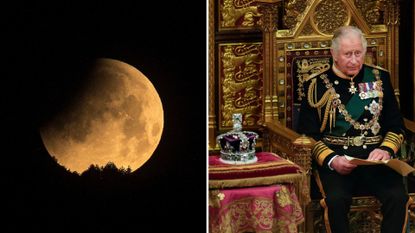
283 0 310 30
218 42 264 129
218 0 262 31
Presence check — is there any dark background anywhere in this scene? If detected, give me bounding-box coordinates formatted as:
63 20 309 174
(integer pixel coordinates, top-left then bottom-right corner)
2 1 206 232
399 0 414 120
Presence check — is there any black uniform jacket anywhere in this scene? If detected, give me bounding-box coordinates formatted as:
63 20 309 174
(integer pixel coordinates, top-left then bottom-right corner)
297 59 405 169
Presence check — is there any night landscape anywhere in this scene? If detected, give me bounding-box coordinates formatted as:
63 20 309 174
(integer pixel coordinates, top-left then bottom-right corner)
2 2 206 232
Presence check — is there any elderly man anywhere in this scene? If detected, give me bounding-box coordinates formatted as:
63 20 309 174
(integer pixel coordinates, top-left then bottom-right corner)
298 25 411 233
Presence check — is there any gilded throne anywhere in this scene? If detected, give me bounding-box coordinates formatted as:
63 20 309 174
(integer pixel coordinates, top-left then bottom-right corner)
209 0 415 232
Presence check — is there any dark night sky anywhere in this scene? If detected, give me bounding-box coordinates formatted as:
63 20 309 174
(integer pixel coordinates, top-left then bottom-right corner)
2 1 206 232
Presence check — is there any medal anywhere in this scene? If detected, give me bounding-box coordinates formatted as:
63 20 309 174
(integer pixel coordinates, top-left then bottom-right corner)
348 74 357 94
349 80 357 94
359 92 367 99
368 100 381 115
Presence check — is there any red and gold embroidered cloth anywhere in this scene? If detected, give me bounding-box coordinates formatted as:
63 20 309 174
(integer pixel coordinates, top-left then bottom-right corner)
209 152 308 233
209 185 304 233
209 152 305 189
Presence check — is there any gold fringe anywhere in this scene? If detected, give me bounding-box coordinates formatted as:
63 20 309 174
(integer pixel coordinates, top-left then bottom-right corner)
209 173 303 189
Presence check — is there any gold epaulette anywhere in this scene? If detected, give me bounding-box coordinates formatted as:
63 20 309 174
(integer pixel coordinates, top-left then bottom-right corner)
364 63 389 72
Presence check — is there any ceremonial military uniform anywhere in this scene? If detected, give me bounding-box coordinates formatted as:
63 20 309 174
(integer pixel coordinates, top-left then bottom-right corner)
298 59 410 233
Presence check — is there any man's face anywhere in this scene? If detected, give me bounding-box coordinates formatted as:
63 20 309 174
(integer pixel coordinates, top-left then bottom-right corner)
331 36 365 76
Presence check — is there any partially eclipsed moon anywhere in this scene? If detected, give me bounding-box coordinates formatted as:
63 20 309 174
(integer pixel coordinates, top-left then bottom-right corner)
40 58 164 173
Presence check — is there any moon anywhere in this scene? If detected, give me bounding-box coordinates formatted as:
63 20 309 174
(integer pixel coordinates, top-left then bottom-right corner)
39 58 164 173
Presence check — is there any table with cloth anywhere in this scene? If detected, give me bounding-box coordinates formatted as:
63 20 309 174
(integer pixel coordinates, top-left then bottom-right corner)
209 152 310 233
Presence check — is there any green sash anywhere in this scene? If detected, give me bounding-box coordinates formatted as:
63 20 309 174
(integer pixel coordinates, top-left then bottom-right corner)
330 67 376 136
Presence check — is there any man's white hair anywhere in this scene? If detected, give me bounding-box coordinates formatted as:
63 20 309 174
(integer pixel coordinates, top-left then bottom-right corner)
331 26 367 55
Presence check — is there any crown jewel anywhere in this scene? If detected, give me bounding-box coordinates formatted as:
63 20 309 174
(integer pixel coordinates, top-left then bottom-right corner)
216 113 258 164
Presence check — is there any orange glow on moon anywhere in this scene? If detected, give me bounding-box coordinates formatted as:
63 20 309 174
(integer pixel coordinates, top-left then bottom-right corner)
40 58 164 173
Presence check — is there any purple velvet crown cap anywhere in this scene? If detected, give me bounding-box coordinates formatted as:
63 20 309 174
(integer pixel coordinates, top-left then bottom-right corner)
216 114 258 164
217 131 258 151
216 130 259 163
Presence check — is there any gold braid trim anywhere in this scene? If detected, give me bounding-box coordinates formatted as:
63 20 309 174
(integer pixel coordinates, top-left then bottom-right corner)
380 132 405 154
307 79 330 108
312 141 335 166
307 78 333 132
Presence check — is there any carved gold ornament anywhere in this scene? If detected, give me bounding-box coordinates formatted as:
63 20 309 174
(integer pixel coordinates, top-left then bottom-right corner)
311 0 351 36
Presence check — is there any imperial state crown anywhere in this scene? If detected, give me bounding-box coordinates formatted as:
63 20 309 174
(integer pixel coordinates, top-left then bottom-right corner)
216 113 259 164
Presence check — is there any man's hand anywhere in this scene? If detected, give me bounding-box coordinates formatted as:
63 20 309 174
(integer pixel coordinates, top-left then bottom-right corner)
331 156 357 175
368 148 391 161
